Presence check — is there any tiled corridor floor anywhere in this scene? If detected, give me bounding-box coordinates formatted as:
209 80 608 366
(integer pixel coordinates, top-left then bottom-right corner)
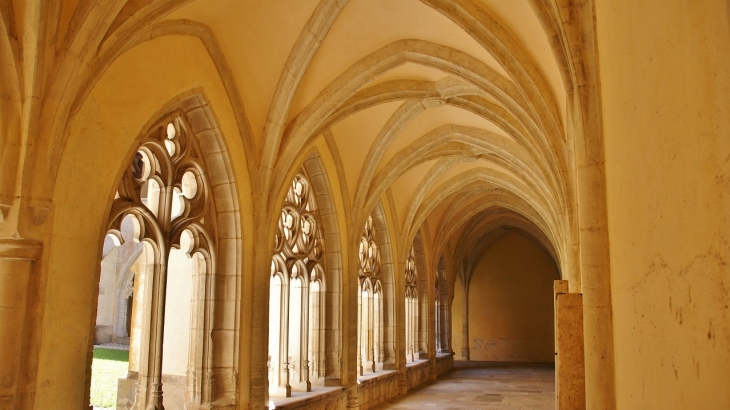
375 361 555 409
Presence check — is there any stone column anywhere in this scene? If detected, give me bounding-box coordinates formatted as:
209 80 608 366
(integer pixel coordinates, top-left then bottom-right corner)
435 298 441 352
280 279 291 397
141 261 168 410
0 238 41 409
426 281 437 381
367 291 375 373
440 300 451 353
460 280 469 361
140 184 174 410
301 282 311 392
119 253 152 410
346 384 360 409
324 279 341 386
357 280 363 376
554 280 586 410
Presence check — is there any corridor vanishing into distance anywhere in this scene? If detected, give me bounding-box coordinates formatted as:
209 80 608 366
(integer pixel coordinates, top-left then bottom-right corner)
1 1 728 410
376 362 554 410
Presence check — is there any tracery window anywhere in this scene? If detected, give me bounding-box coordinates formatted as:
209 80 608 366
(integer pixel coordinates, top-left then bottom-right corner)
405 246 418 362
358 215 382 375
105 119 214 409
268 170 326 397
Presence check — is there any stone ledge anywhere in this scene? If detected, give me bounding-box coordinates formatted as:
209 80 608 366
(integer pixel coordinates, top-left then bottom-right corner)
356 369 397 386
405 359 429 369
357 370 399 410
0 238 42 260
268 386 345 409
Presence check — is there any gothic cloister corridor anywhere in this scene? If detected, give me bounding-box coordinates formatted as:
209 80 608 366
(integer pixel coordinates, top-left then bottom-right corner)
375 362 554 410
1 0 729 409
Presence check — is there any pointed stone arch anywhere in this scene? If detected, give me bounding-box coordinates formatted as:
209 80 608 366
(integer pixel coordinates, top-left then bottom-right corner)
300 151 344 386
410 231 429 360
369 200 396 370
266 149 344 400
64 91 247 410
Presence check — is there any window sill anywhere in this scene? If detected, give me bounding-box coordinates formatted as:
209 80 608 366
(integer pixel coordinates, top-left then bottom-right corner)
357 369 398 385
405 359 429 368
268 386 345 409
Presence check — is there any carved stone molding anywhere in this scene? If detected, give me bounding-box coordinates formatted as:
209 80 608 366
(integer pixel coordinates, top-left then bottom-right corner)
0 238 42 260
31 206 51 226
107 114 215 409
269 168 326 397
358 216 381 283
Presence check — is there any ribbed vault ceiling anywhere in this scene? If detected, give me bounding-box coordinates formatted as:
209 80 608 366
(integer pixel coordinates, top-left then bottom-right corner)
39 0 575 287
163 0 569 280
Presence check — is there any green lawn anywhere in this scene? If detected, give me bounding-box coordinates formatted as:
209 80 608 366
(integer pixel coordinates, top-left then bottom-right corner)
90 348 129 409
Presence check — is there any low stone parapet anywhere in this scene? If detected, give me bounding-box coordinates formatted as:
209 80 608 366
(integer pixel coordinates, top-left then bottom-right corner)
405 360 430 389
358 370 399 409
435 352 454 376
268 386 347 409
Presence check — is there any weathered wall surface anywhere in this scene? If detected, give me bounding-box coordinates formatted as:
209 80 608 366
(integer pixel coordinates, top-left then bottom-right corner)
452 232 558 362
595 1 730 408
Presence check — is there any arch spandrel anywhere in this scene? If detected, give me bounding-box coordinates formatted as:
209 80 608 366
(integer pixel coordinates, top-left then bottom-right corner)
29 27 258 213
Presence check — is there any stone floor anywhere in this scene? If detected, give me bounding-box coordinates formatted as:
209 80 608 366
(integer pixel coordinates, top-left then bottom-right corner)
374 361 555 409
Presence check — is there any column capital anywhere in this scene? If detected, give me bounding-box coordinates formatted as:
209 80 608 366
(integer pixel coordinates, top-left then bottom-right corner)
0 238 42 260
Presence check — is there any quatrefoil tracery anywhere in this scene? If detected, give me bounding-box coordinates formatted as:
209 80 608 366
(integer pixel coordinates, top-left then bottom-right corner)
358 216 381 290
405 246 417 299
272 172 325 283
108 117 213 258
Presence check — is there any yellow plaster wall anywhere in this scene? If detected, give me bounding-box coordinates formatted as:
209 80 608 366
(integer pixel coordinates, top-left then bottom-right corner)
467 232 557 362
596 1 730 408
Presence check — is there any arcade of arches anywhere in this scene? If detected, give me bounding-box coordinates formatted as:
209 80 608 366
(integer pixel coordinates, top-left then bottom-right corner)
0 1 728 409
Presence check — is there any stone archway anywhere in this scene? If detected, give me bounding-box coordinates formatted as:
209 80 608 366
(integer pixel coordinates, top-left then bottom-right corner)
411 231 428 360
370 201 396 371
301 152 344 387
266 149 345 401
96 93 244 410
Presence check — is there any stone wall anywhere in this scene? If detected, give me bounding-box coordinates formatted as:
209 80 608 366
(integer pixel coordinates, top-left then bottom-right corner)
270 388 347 410
405 360 430 390
596 0 730 408
358 371 399 410
451 232 558 362
261 357 454 409
435 353 453 376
